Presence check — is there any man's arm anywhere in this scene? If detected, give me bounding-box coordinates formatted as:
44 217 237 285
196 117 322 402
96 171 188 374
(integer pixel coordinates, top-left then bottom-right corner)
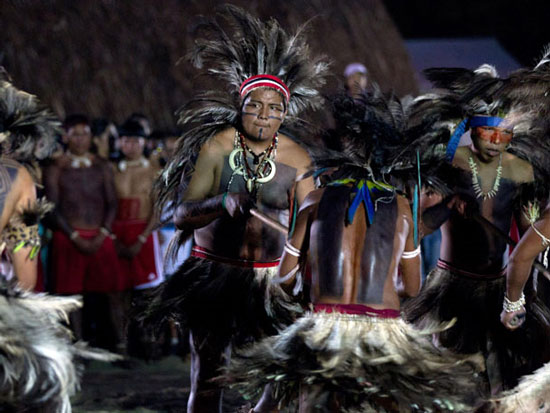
397 196 421 298
276 190 319 295
174 138 250 231
501 205 550 330
43 162 74 236
421 194 455 236
101 160 118 231
290 143 315 206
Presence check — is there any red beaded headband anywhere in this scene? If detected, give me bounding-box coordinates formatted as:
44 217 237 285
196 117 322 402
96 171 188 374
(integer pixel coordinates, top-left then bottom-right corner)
239 74 290 103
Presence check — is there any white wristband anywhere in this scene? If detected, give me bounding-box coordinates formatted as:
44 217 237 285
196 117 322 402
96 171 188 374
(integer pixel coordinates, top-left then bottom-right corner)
503 292 526 313
402 246 421 259
284 240 301 257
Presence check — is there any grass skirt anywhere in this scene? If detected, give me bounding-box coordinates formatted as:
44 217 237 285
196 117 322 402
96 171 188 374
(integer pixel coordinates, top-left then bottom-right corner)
223 311 485 412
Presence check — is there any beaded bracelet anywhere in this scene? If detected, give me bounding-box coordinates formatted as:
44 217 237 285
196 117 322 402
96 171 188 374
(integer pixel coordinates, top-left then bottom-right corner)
503 292 526 313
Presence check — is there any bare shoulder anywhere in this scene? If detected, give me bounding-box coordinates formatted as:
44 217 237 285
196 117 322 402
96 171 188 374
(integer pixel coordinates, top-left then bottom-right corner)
51 154 70 169
14 164 34 185
277 133 312 169
202 127 235 156
452 146 470 170
397 194 413 220
504 152 534 183
300 187 324 211
93 155 114 172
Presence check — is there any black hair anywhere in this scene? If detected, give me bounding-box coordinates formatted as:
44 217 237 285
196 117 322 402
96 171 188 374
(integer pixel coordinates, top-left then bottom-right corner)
64 114 89 131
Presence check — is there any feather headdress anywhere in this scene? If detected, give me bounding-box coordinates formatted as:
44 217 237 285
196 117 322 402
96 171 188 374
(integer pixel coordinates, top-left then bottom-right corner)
403 51 550 184
0 70 60 163
311 89 444 188
156 5 330 217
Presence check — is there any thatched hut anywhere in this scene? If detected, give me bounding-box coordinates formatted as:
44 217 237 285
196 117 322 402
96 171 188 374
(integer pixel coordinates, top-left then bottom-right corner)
0 0 417 128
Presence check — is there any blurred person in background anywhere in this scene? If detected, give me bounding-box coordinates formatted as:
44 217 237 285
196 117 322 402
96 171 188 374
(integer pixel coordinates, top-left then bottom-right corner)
44 114 121 345
112 118 163 357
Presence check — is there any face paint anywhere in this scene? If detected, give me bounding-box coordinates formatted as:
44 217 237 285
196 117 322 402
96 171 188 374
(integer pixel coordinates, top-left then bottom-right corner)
475 127 513 144
241 89 286 142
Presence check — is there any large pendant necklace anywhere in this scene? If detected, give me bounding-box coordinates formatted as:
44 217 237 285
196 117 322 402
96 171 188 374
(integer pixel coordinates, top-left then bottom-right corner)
228 130 278 194
468 153 502 200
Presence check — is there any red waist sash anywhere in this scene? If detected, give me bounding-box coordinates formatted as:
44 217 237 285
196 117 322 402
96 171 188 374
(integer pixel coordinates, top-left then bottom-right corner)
191 245 280 268
314 303 401 319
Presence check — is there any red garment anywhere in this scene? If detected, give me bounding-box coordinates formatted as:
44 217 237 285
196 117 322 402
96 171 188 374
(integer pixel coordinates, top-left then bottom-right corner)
112 220 162 289
52 229 123 294
191 245 280 268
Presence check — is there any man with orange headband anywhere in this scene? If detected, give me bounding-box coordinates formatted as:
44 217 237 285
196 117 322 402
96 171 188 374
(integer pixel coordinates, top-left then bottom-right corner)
405 66 550 394
145 6 328 412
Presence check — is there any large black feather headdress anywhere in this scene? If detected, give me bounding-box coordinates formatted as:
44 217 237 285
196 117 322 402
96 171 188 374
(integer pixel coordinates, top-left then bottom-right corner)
0 70 60 163
156 5 330 217
311 89 445 190
403 50 550 185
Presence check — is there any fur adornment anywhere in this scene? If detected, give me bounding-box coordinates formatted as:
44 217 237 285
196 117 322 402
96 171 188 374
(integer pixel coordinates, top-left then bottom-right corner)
0 69 60 163
155 5 329 222
480 362 550 413
0 282 120 412
2 198 54 258
223 311 484 412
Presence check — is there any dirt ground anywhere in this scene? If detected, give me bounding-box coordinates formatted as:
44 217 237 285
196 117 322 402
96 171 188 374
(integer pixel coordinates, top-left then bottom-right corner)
72 356 190 413
71 356 254 413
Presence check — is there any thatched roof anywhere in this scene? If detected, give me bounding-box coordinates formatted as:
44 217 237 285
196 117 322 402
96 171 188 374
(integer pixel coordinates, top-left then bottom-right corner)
0 0 417 129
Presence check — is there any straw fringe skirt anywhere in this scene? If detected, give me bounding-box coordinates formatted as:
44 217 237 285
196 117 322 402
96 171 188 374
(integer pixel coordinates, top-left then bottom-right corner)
224 311 485 412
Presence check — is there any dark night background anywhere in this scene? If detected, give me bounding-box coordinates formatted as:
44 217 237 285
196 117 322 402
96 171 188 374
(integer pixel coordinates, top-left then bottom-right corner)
385 0 549 66
1 0 548 127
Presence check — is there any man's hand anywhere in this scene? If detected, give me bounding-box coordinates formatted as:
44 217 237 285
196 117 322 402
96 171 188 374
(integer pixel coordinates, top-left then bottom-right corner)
500 307 526 330
73 234 104 255
125 242 143 259
449 193 478 218
115 239 143 259
223 192 253 218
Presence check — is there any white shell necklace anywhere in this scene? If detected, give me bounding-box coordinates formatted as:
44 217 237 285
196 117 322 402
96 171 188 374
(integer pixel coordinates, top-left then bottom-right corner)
468 153 502 200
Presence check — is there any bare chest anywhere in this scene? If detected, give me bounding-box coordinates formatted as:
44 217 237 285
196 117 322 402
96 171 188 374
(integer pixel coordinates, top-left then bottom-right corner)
114 167 156 199
59 166 105 195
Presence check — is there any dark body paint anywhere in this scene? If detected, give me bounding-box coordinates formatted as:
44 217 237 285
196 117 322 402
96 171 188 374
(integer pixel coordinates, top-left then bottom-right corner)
309 185 397 304
0 159 19 216
193 153 297 260
57 163 111 227
441 176 519 274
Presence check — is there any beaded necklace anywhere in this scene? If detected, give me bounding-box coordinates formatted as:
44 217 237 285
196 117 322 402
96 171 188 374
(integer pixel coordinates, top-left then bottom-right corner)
228 130 278 194
468 153 502 200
